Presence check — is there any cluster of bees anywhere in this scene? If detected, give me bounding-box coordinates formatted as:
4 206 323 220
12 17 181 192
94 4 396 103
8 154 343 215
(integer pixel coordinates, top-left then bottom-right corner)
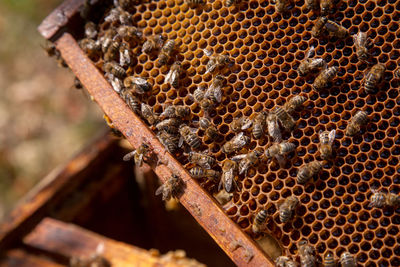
39 0 400 266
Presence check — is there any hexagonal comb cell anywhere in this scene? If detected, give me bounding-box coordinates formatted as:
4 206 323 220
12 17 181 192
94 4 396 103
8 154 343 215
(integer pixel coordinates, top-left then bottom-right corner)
76 0 400 265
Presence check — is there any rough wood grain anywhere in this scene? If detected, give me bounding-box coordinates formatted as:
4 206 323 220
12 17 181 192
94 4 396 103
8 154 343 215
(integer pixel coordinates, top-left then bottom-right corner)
24 217 205 267
0 249 62 267
38 0 85 40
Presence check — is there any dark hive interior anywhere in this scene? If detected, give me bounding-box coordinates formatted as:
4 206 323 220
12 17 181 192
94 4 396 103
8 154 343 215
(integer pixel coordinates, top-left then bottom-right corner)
74 0 400 265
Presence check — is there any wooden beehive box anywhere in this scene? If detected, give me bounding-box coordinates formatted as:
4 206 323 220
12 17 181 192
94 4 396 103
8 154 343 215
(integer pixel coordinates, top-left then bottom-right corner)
0 133 235 266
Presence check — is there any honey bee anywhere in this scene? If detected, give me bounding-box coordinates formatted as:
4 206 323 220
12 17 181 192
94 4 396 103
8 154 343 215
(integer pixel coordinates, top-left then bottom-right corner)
205 75 225 103
318 130 336 160
311 16 328 38
230 117 253 132
193 87 206 102
266 112 282 142
368 189 400 208
222 132 250 154
364 64 385 94
74 77 83 90
185 0 205 6
298 47 326 76
165 61 182 88
104 39 120 62
79 38 102 58
103 62 126 78
100 28 117 53
104 71 123 93
199 117 219 140
155 118 180 134
323 251 336 267
297 161 323 184
353 32 372 62
84 21 98 39
117 25 142 40
320 0 334 15
142 34 166 54
345 110 368 136
120 88 140 113
190 166 220 181
274 106 295 131
214 190 233 205
157 131 180 153
160 105 190 119
219 160 239 193
298 240 316 267
324 19 348 39
70 243 110 267
118 0 137 12
105 7 132 26
179 125 202 149
265 142 296 167
305 0 319 11
313 66 338 91
283 95 307 114
339 252 356 267
232 149 263 175
188 151 216 169
103 114 122 137
159 40 176 66
251 111 267 139
205 49 231 74
155 174 181 201
225 0 241 7
124 76 152 94
272 0 291 13
119 42 132 67
275 256 297 267
252 210 269 234
123 143 150 166
141 103 159 125
279 196 299 223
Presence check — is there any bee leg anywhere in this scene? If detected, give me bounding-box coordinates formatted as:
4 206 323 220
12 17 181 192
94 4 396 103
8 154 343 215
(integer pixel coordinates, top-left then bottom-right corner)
276 155 286 168
135 154 144 167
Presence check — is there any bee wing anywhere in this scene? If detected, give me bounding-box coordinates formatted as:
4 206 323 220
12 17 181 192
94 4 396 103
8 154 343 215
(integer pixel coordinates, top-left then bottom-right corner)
353 33 359 46
155 184 164 196
165 69 178 85
110 78 122 93
231 154 247 161
178 136 184 148
204 49 213 57
188 127 198 133
328 129 336 145
324 21 338 32
306 46 315 59
204 86 214 100
213 87 222 103
123 151 136 161
241 118 253 130
309 58 326 69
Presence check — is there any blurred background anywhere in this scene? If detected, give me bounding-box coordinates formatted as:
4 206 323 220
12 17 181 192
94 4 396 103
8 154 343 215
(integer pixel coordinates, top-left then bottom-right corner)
0 0 103 220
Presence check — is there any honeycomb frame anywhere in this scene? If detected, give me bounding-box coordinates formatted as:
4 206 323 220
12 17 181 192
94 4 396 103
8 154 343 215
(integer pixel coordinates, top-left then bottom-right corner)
40 0 400 266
